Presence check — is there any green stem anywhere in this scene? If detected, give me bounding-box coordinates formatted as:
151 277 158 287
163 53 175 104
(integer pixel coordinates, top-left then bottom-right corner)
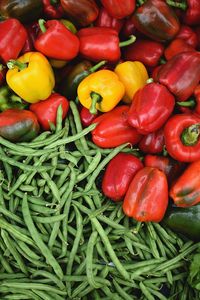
137 0 145 5
10 95 22 103
119 35 136 48
166 0 187 10
0 64 4 71
89 92 102 115
50 0 58 4
177 99 196 108
146 78 154 84
159 58 166 65
89 61 107 73
38 19 47 33
181 124 200 146
7 60 27 71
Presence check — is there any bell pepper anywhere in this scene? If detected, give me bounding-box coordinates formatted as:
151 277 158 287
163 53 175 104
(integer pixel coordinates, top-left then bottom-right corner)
163 204 200 241
177 85 200 117
100 0 135 19
176 25 198 48
34 19 79 61
123 39 164 67
164 114 200 162
60 0 99 27
183 0 200 26
80 106 99 127
43 0 64 19
123 166 168 222
102 153 143 201
91 105 142 148
164 38 194 61
128 81 175 134
0 65 6 87
132 0 181 42
60 19 77 34
0 0 43 23
95 7 124 33
0 19 27 63
121 14 138 38
77 69 125 114
30 93 69 130
78 27 136 63
195 27 200 51
157 51 200 102
6 52 55 104
21 21 40 55
139 128 165 154
0 86 27 112
169 159 200 207
0 109 40 142
114 61 148 104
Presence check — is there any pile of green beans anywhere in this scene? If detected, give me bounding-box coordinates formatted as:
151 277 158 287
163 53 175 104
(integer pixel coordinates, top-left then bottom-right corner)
0 101 200 300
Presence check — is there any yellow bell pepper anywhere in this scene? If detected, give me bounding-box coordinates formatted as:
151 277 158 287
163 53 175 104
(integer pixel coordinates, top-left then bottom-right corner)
114 61 149 104
6 52 55 103
77 69 125 114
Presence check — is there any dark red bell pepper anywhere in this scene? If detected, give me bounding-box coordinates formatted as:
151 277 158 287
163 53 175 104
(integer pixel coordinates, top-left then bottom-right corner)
34 19 79 60
60 0 99 27
176 25 198 48
30 93 69 131
128 81 175 134
80 106 99 127
91 105 142 148
195 27 200 50
164 38 194 60
121 14 138 38
102 152 143 201
123 39 164 67
0 19 27 63
123 166 168 222
43 0 64 19
0 65 6 87
100 0 135 19
138 128 165 154
164 114 200 162
0 109 40 142
157 51 200 102
183 0 200 26
95 7 124 33
132 0 180 42
21 22 40 55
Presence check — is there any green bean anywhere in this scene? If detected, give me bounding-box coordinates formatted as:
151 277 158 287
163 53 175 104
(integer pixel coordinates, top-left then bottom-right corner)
0 205 23 225
77 151 101 182
71 281 89 298
33 214 66 224
41 171 61 203
31 290 55 300
61 193 72 257
17 240 40 260
0 248 13 273
55 104 63 133
0 147 12 184
139 282 155 300
31 270 65 290
113 279 133 300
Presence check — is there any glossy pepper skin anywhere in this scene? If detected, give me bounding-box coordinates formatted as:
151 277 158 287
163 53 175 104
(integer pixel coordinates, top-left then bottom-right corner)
114 61 148 104
77 69 125 114
132 0 180 42
128 82 175 134
124 39 164 67
43 0 64 19
139 128 165 154
95 7 124 33
6 52 55 104
100 0 135 19
164 114 200 162
34 20 79 61
60 0 99 27
157 51 200 102
169 159 200 207
0 109 40 142
183 0 200 26
0 0 43 24
80 106 98 127
102 153 143 201
123 167 168 222
176 25 198 48
0 86 27 112
0 19 27 64
164 38 194 61
91 106 142 148
30 93 69 131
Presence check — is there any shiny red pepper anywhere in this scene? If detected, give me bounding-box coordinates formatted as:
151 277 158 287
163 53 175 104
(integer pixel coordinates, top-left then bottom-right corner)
91 105 142 148
34 19 79 60
128 81 175 134
183 0 200 26
124 39 164 67
43 0 64 19
80 106 98 127
102 153 143 201
164 114 200 162
100 0 135 19
30 93 69 131
157 51 200 101
123 166 168 222
138 128 165 154
164 38 194 60
176 25 198 48
95 7 124 33
0 18 27 63
121 14 138 38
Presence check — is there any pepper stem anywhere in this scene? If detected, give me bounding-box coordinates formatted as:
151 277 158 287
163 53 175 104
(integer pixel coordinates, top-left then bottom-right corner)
166 0 187 10
146 78 154 84
177 99 196 108
0 64 4 71
119 35 136 48
181 124 200 146
7 60 27 71
89 92 102 115
38 19 47 33
89 61 107 73
10 95 22 103
137 0 145 5
50 0 58 5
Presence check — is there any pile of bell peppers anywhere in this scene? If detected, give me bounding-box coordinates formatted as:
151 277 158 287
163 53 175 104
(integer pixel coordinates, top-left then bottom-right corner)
1 0 200 237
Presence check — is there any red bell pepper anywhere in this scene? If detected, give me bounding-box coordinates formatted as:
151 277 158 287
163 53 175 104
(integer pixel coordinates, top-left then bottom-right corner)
138 128 165 154
132 0 180 42
0 19 27 63
30 93 69 131
78 27 135 62
100 0 135 19
21 22 40 55
195 27 200 50
34 19 79 60
157 51 200 102
176 25 198 48
102 152 143 201
123 166 168 222
60 0 99 27
43 0 64 19
164 114 200 162
0 65 6 87
170 159 200 207
177 85 200 117
121 14 138 38
183 0 200 26
124 39 164 67
128 81 175 134
95 7 124 33
164 38 194 61
91 105 142 148
80 106 99 127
